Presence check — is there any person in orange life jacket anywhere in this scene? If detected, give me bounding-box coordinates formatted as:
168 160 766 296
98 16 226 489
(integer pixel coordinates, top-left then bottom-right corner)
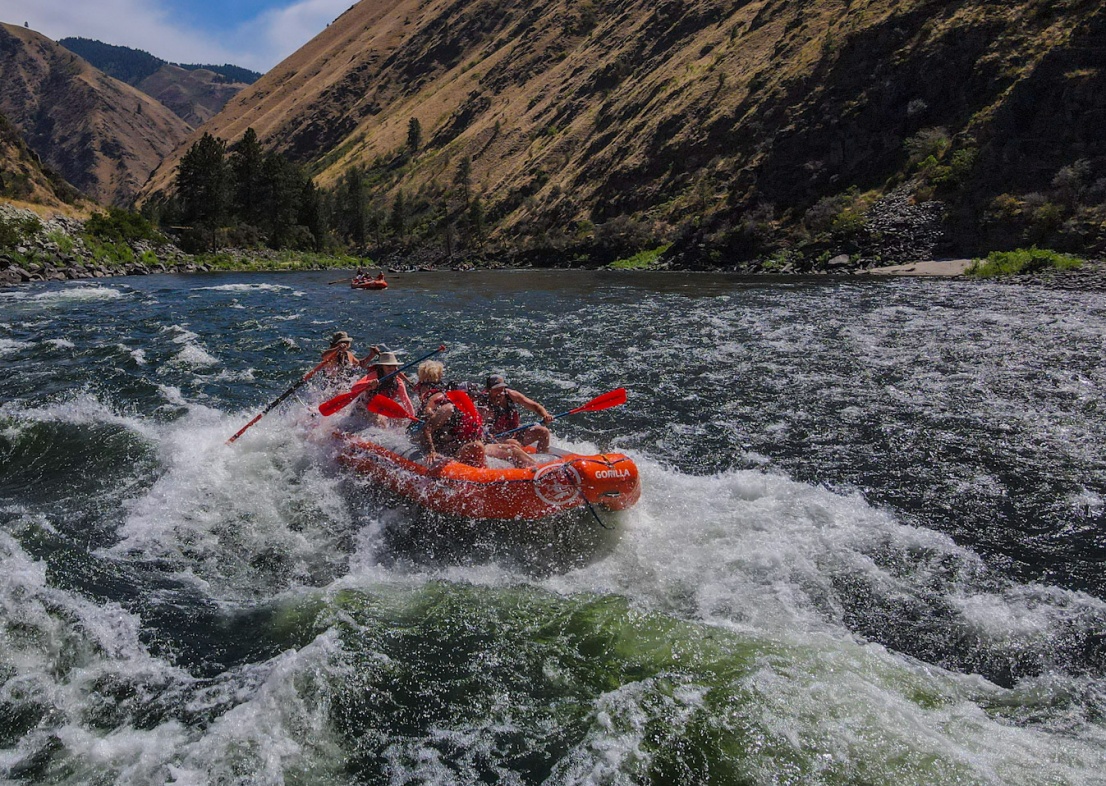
482 374 553 452
418 389 537 468
360 350 415 427
320 331 362 381
322 331 355 364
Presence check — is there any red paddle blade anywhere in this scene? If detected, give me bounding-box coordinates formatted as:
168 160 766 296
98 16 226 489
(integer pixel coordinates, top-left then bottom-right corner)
318 375 372 416
447 389 483 425
570 387 627 415
367 394 416 420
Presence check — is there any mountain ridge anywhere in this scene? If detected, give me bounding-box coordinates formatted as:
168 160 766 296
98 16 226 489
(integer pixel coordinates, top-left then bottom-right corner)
0 23 192 207
57 37 260 127
130 0 1105 263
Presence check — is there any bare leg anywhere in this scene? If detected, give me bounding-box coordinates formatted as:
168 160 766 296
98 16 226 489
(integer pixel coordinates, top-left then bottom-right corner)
486 442 536 467
457 441 487 468
519 425 551 453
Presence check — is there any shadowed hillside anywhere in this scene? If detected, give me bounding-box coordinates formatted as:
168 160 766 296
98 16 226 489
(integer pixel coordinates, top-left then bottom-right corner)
140 0 1106 266
58 37 261 127
0 111 86 209
0 23 192 207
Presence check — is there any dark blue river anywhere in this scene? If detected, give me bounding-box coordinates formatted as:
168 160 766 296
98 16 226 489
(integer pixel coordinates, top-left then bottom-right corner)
1 270 1104 784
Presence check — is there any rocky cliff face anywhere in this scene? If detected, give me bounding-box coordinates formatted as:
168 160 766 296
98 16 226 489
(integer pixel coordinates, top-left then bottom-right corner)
0 23 192 207
141 0 1105 261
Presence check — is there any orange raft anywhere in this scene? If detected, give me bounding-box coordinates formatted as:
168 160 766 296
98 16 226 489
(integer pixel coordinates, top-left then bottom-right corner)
351 276 387 289
333 430 641 520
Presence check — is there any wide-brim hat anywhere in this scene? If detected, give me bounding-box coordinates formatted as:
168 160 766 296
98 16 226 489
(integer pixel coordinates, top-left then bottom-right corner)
329 331 352 347
374 351 400 366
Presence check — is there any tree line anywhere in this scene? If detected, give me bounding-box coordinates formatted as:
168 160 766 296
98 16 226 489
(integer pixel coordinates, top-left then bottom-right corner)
149 125 488 258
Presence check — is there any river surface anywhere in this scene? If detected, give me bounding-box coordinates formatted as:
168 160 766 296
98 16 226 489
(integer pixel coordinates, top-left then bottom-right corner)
1 270 1105 784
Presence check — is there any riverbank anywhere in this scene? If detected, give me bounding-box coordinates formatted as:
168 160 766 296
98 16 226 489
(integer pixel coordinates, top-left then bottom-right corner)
4 202 1106 290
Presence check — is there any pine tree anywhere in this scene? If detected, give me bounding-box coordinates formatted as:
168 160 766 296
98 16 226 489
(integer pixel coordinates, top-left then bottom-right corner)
259 152 302 248
338 167 367 247
407 118 422 155
176 132 229 249
467 196 486 247
298 179 325 251
390 190 407 238
230 128 265 227
454 156 472 206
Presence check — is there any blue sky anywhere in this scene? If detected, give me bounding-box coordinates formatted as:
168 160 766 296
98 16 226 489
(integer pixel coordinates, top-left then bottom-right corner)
0 0 352 72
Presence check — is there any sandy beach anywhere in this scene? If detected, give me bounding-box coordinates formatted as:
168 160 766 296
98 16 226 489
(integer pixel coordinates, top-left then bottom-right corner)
861 259 972 276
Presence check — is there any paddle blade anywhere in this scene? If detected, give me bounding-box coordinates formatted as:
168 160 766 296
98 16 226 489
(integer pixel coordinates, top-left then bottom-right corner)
318 375 372 416
447 389 483 425
367 394 417 420
569 387 627 415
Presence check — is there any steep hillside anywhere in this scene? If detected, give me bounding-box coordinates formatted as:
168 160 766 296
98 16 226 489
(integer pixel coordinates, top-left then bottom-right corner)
0 23 192 207
141 0 1106 263
58 37 260 127
0 111 86 209
135 64 253 127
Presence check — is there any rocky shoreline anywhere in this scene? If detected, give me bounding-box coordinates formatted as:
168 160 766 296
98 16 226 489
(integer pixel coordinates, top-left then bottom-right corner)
0 205 198 286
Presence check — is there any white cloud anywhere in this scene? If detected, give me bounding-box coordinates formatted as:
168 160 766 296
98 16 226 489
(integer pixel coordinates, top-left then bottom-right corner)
0 0 352 73
245 0 352 70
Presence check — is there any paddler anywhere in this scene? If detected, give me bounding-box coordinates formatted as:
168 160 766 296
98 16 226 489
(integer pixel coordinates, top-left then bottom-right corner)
360 350 415 427
413 360 446 405
419 388 536 468
320 331 359 379
481 374 554 452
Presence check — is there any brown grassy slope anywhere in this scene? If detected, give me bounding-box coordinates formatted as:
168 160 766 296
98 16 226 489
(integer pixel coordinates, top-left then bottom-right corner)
0 23 192 207
141 0 1106 249
137 64 252 127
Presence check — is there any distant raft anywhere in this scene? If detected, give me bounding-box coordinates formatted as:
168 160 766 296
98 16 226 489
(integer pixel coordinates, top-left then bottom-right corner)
333 430 641 521
351 275 387 289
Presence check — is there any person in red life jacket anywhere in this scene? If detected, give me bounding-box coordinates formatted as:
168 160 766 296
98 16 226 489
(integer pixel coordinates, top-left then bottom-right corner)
413 360 446 406
360 350 415 427
418 388 537 468
483 374 554 452
418 390 487 467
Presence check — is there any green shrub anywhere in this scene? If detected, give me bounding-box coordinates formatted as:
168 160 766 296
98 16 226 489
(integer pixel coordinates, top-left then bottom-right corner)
610 244 671 269
85 236 135 267
46 229 75 254
0 214 42 248
966 247 1083 277
84 207 163 244
904 127 951 166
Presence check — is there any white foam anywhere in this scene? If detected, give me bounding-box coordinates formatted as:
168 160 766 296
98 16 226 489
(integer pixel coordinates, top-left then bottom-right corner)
0 338 32 355
0 391 160 442
0 285 126 304
108 408 353 598
116 344 147 365
192 283 296 294
164 325 220 368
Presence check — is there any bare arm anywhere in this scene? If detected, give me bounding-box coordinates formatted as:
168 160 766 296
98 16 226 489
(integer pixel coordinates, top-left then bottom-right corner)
507 389 553 423
356 346 381 368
